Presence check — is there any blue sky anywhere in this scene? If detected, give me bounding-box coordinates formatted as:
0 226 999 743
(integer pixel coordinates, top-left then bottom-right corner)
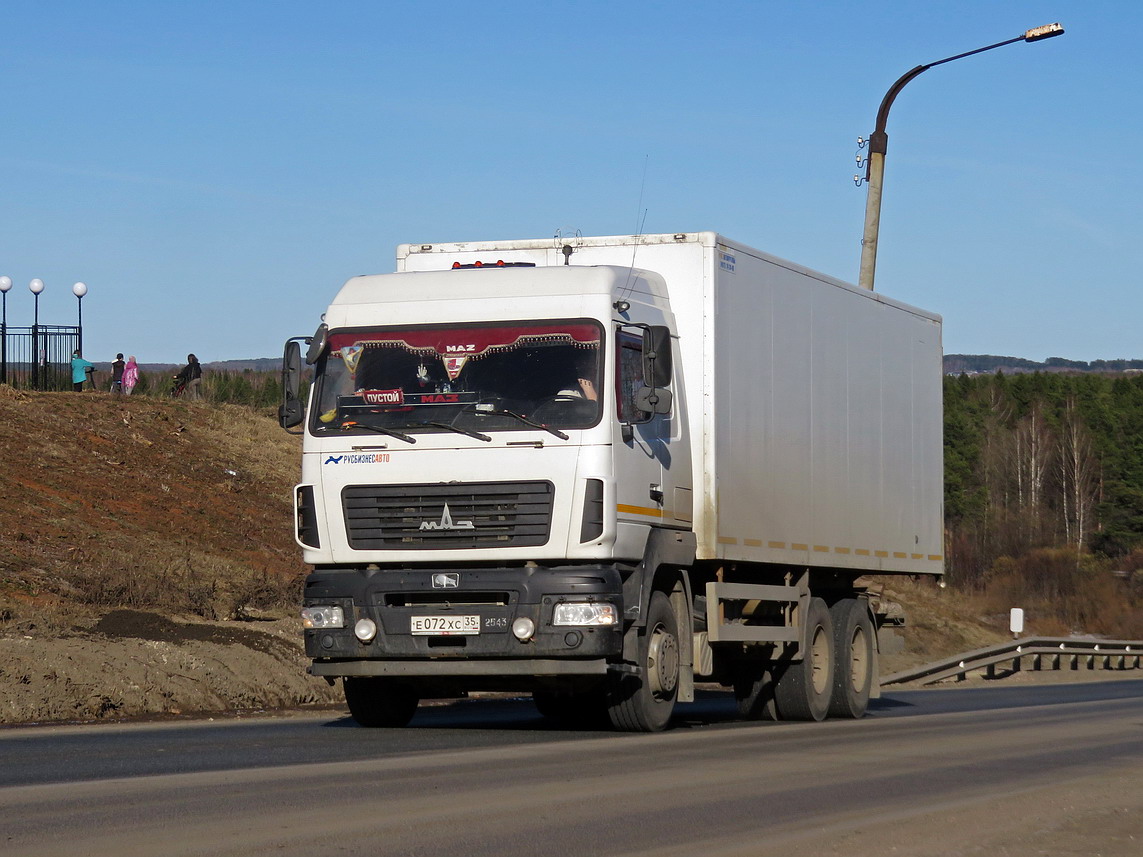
0 1 1136 364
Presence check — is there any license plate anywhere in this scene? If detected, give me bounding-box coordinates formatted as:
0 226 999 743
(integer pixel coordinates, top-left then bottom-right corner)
410 614 480 636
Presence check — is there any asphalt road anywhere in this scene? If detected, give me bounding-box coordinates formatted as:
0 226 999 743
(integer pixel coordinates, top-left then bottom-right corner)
2 681 1142 856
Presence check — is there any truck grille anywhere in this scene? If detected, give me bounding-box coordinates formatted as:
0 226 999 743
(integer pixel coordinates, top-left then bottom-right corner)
342 481 554 550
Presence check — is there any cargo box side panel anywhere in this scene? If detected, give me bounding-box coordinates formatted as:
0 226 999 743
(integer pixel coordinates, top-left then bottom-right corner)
705 247 942 575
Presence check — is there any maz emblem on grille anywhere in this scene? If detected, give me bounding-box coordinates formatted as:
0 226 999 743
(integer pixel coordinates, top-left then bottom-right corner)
419 503 475 531
432 573 460 589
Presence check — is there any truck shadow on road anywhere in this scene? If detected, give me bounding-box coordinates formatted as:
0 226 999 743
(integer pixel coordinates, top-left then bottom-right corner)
318 680 1143 734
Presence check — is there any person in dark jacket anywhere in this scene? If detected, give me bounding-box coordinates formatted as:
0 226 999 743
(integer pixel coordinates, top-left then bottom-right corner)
174 354 203 400
110 353 125 395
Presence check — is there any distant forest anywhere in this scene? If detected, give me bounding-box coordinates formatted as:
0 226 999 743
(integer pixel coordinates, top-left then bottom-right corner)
944 371 1143 635
945 354 1143 375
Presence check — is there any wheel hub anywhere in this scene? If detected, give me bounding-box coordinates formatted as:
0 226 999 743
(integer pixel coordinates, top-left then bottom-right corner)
647 625 679 697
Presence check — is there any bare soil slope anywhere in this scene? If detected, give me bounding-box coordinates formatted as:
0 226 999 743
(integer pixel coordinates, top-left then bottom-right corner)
0 387 339 723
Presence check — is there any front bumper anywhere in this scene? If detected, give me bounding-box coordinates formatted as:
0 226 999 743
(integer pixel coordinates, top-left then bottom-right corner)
303 564 624 675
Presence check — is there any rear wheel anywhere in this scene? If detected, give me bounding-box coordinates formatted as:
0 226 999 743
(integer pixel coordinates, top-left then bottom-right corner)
773 597 834 721
606 590 679 732
343 677 419 728
828 598 874 719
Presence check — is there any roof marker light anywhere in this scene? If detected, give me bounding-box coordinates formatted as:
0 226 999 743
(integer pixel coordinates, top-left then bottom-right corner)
449 261 538 270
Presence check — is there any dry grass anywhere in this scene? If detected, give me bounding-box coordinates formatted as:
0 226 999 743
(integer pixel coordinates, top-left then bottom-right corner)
0 389 304 634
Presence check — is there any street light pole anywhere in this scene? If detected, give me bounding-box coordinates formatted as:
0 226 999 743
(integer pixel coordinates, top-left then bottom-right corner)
0 276 11 385
29 278 44 389
72 282 88 355
857 23 1065 291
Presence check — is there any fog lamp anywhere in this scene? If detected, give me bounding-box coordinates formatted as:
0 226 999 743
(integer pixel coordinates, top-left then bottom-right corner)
512 617 536 641
354 618 378 643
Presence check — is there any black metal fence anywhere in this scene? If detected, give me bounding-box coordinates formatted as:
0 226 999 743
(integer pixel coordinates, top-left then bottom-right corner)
0 325 82 391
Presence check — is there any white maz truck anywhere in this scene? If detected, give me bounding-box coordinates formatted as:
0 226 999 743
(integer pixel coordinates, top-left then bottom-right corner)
279 231 943 731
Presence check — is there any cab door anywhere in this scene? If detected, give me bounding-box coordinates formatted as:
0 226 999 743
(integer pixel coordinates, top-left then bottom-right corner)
613 322 691 544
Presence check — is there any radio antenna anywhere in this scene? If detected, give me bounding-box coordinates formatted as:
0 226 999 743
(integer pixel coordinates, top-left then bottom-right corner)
622 155 650 297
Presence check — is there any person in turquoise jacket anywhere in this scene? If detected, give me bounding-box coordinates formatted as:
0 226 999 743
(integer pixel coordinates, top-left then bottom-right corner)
70 350 95 392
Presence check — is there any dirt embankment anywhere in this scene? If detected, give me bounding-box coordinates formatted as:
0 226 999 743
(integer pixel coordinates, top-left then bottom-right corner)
0 387 339 724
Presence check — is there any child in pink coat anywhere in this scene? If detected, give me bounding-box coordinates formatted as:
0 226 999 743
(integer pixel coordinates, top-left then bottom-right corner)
122 356 140 396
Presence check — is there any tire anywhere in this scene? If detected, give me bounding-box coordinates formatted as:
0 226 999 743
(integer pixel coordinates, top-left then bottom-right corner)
532 688 609 729
828 598 875 719
606 590 680 732
343 677 420 728
732 662 778 721
773 596 834 722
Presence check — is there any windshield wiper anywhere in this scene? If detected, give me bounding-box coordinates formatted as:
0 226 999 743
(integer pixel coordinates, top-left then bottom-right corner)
341 421 417 444
475 408 569 441
424 421 492 442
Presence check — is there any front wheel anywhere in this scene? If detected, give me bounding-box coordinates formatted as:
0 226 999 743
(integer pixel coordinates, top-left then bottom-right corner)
343 677 419 728
773 597 834 721
606 591 679 732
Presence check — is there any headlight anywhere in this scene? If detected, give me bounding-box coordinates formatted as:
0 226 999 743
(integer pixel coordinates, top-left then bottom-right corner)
301 605 345 629
552 602 617 627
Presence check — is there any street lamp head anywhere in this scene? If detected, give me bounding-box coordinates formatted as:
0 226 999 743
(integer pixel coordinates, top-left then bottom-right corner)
0 276 11 293
1025 22 1064 42
29 278 44 295
72 281 88 298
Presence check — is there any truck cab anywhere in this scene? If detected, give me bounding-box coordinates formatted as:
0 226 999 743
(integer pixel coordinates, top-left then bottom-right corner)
282 261 692 730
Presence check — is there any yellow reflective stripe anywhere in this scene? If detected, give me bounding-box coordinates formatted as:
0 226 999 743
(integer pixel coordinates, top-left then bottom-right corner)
702 534 942 562
616 503 663 518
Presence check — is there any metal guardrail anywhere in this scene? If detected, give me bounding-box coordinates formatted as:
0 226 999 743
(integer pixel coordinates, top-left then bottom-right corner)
882 637 1143 686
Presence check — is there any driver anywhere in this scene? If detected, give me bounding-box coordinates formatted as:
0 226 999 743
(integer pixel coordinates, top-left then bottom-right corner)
555 351 599 401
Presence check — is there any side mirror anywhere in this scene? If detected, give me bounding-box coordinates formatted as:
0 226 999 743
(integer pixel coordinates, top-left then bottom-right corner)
635 385 673 415
642 325 673 388
305 323 329 365
279 340 304 429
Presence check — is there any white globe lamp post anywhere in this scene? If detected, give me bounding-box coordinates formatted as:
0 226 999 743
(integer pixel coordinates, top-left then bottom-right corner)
0 276 11 385
72 282 88 355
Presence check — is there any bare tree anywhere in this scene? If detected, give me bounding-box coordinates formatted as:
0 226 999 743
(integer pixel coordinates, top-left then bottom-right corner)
1010 401 1054 546
1058 396 1099 552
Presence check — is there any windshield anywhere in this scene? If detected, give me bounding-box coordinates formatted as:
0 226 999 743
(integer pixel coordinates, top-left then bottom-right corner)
310 320 603 437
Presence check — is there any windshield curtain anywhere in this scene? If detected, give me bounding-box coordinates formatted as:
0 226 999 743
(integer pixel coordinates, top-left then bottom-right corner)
311 320 603 435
